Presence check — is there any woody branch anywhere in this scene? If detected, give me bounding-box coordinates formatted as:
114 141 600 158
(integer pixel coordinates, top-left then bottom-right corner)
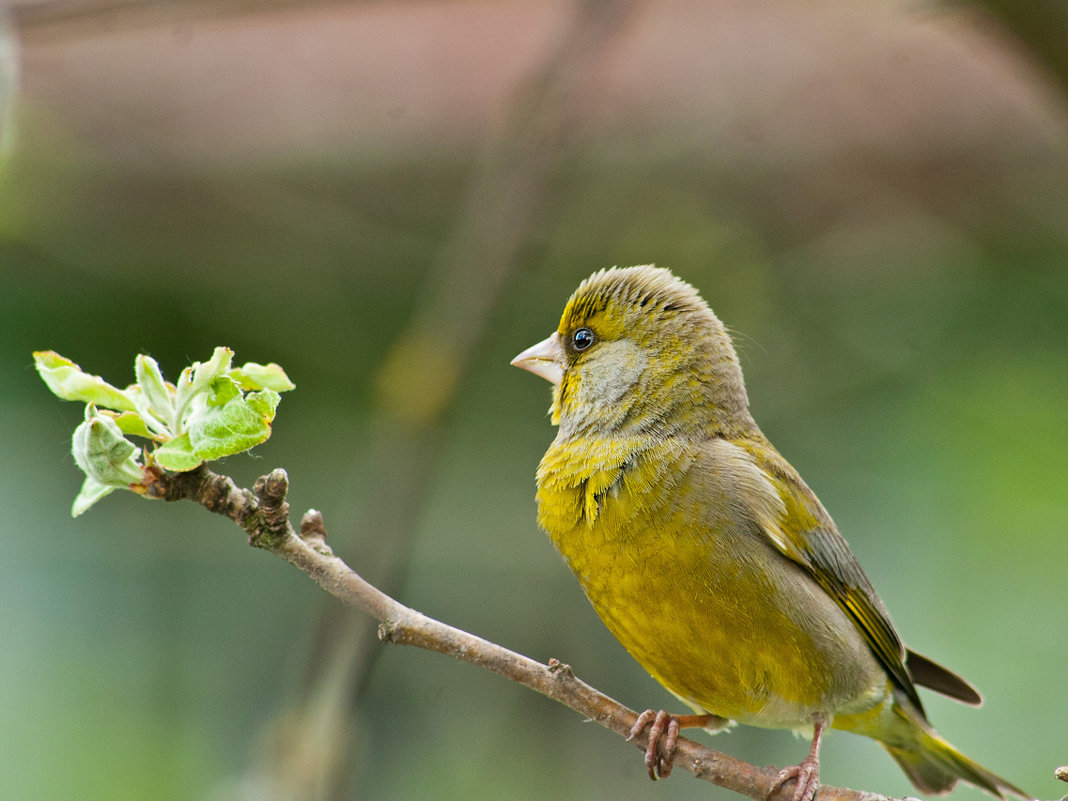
144 463 892 801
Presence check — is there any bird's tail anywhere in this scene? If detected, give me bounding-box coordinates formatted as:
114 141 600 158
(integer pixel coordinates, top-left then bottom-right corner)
879 705 1030 800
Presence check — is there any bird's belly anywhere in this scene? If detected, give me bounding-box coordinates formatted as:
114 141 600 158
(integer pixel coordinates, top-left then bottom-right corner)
552 517 885 729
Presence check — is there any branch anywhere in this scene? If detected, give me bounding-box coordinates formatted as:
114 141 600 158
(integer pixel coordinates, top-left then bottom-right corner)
144 464 893 801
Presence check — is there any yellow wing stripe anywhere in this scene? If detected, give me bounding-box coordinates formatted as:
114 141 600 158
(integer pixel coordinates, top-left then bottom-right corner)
814 571 924 714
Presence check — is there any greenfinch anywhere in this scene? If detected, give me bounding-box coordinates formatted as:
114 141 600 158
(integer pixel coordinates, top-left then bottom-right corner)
511 266 1028 801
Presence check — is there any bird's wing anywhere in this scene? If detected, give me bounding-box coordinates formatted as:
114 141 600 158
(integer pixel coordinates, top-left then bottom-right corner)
732 438 927 715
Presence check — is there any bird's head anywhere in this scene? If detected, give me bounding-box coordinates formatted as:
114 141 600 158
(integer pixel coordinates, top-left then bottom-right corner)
512 265 753 439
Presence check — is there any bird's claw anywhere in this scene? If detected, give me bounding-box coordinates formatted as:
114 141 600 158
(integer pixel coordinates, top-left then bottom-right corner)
767 754 821 801
767 716 825 801
627 708 680 780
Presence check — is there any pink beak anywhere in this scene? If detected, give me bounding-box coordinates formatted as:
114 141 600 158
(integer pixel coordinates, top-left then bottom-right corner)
511 332 565 385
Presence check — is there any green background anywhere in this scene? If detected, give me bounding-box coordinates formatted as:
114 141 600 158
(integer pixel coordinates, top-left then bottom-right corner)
2 3 1065 800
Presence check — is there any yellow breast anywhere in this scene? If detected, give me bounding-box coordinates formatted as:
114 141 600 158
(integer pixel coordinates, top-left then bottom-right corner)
536 434 885 728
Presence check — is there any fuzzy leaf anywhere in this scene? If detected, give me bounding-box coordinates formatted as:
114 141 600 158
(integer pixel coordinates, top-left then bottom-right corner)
187 378 279 461
230 362 295 392
245 389 281 419
103 410 157 439
72 476 118 517
34 351 137 412
192 347 234 392
71 407 144 487
134 354 175 427
153 432 202 472
174 348 233 423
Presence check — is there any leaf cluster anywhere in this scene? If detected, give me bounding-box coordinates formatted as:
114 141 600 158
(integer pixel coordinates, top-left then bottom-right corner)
34 347 295 515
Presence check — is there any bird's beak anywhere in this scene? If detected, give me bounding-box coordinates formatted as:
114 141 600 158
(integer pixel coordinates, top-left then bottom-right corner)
511 332 565 385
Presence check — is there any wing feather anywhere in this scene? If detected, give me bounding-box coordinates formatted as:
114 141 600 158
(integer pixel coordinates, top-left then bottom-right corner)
729 438 928 715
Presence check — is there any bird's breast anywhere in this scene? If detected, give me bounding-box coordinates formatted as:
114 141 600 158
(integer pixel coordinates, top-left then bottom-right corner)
535 435 886 727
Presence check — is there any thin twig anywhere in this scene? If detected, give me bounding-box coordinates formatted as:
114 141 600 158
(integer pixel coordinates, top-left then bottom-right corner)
144 463 894 801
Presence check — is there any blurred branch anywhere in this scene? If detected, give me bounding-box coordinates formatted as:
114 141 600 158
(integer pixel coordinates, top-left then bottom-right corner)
966 0 1068 96
144 462 892 801
0 12 15 159
270 1 642 797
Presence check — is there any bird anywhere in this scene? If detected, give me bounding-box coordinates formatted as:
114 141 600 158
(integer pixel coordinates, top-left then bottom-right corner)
511 265 1029 801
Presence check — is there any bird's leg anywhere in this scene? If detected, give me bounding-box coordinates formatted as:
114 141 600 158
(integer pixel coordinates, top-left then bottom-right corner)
768 716 826 801
627 709 720 780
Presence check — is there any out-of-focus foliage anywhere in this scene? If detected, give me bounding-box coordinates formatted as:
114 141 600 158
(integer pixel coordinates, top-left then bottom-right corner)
1 2 1065 801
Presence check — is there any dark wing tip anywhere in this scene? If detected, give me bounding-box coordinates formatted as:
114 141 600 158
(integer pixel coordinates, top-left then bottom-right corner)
906 649 984 706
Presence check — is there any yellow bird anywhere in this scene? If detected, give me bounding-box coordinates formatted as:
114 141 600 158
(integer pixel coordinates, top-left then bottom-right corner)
511 265 1028 801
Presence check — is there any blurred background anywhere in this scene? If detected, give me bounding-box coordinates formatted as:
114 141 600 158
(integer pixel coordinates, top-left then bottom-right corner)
1 1 1066 800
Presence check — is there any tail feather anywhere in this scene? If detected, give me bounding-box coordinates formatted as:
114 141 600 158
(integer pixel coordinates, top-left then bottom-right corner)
882 723 1031 800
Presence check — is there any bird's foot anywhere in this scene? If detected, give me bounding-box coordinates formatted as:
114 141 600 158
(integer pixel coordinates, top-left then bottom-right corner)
767 718 826 801
627 709 716 781
768 757 820 801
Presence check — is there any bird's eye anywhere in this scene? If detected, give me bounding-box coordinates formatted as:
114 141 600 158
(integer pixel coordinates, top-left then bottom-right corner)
571 327 595 351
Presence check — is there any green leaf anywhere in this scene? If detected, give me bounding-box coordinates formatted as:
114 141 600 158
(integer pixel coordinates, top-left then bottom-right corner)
134 354 175 428
192 347 234 392
174 348 234 430
103 410 157 439
116 386 172 438
34 351 137 412
246 389 281 418
152 432 202 472
71 406 144 486
72 476 118 517
205 375 241 407
186 379 279 461
231 362 295 392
